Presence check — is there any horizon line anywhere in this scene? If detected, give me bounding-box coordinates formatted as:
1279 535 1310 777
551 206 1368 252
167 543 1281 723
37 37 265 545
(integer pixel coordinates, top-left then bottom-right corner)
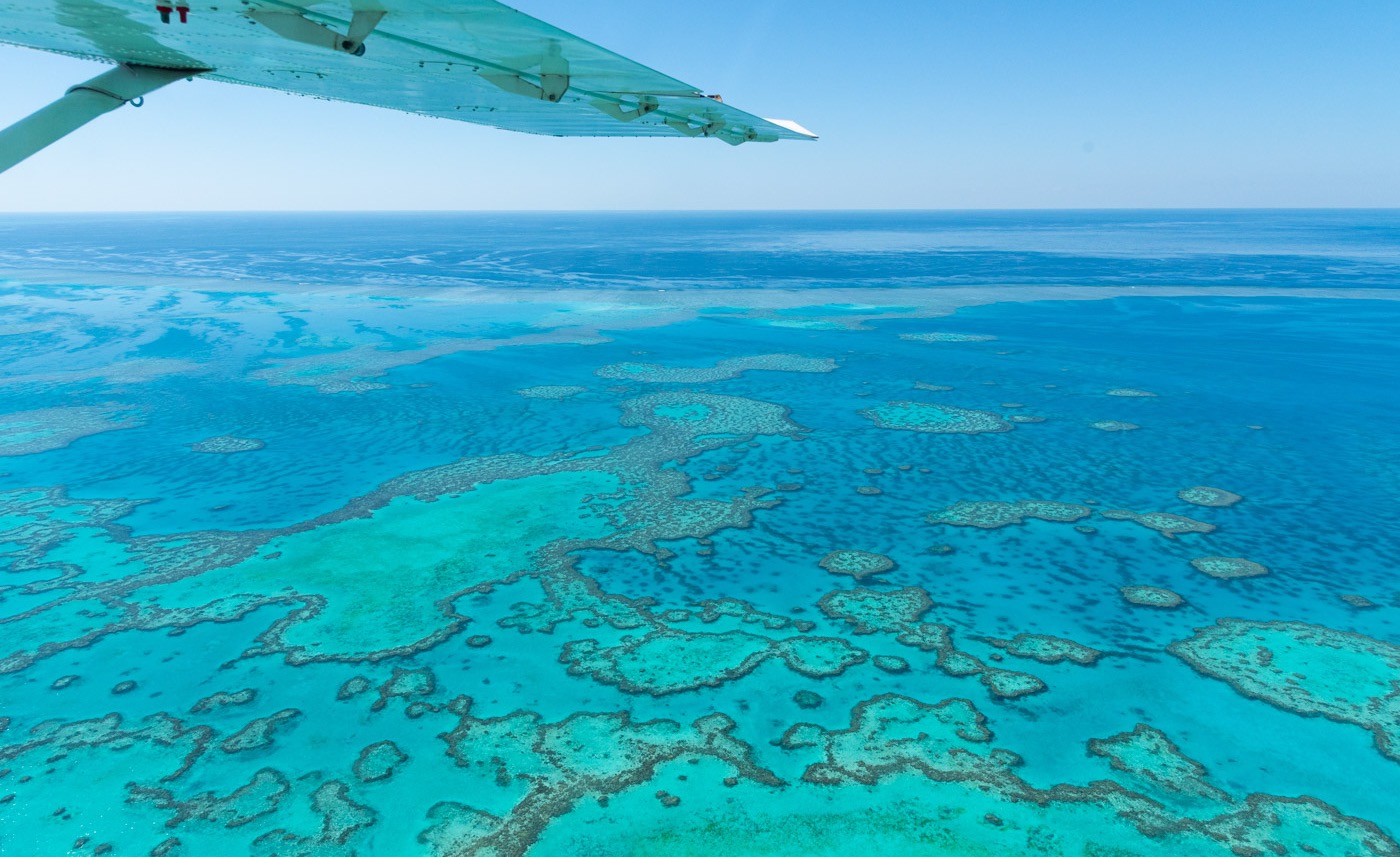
4 206 1400 216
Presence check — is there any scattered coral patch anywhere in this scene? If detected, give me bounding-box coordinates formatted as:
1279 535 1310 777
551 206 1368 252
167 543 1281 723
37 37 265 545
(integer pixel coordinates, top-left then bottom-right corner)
1101 509 1215 538
1120 585 1184 608
190 435 265 454
861 401 1013 434
1177 486 1243 507
1191 556 1269 579
819 550 895 581
928 499 1091 529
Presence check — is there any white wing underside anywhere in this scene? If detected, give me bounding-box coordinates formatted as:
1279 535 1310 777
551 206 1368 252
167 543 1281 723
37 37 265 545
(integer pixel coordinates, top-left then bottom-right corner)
0 0 816 142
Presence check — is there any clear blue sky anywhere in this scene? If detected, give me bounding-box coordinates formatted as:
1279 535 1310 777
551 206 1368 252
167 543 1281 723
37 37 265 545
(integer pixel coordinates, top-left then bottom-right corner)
2 0 1398 210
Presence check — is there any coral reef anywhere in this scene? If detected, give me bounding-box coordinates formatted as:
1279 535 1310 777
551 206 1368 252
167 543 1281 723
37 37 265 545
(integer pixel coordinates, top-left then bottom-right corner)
1090 420 1139 431
0 406 143 457
431 701 781 855
982 633 1103 666
190 436 265 454
872 655 910 673
818 550 895 581
220 709 300 753
190 689 257 713
1120 585 1185 608
1169 619 1400 762
1177 486 1243 507
560 629 867 695
1100 509 1215 538
774 694 1399 857
816 588 1047 701
1191 556 1269 579
353 740 408 782
861 401 1012 434
595 354 835 383
899 332 997 342
516 385 587 399
1087 723 1231 802
927 499 1092 529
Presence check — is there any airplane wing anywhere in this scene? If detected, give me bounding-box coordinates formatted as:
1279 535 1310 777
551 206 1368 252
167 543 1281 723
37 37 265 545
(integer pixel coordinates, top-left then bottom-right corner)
0 0 816 173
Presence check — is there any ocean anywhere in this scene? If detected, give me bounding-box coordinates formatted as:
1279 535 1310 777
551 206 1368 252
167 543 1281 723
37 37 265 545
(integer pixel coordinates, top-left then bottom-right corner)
1 210 1398 856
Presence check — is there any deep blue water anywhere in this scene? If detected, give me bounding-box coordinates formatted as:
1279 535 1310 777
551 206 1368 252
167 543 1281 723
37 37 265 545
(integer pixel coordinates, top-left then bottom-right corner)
0 211 1398 856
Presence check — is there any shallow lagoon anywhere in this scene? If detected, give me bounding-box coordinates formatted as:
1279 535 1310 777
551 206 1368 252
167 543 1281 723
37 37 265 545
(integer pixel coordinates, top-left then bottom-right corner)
1 211 1399 855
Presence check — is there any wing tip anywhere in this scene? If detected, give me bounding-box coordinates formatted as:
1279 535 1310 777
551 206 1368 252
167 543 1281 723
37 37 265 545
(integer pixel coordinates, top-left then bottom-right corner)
764 118 819 140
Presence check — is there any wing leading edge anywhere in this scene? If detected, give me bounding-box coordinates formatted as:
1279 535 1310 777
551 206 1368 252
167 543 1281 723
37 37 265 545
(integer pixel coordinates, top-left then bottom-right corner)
0 0 816 173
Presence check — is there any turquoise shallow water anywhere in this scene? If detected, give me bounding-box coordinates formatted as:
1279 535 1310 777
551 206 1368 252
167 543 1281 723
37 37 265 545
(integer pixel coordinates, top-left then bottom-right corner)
1 211 1399 856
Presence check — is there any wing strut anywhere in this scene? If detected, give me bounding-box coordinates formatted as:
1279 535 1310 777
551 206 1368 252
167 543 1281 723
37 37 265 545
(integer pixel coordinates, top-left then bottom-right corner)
0 64 207 175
